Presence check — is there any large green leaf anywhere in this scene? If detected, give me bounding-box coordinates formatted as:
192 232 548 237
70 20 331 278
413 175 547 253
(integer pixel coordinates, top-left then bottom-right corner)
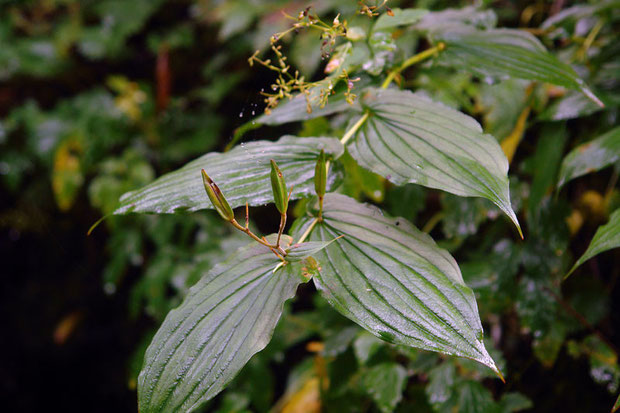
433 28 602 106
373 8 428 32
292 194 500 374
348 87 520 234
565 208 620 279
415 6 497 31
114 136 343 214
557 126 620 188
138 235 306 413
538 90 606 121
361 363 408 413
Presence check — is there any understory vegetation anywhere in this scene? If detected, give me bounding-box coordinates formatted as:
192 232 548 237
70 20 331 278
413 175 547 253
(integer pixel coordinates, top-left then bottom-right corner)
1 1 619 412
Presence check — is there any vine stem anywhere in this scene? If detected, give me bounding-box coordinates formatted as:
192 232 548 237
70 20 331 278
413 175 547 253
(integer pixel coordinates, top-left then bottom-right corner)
381 42 445 89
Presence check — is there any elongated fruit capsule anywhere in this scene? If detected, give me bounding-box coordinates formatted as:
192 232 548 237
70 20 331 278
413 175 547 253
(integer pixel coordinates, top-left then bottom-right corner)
270 160 288 214
314 149 326 198
201 169 234 221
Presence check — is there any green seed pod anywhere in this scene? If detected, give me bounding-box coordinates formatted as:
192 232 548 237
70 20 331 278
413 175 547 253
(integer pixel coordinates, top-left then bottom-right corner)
201 169 234 221
270 160 288 214
314 149 327 198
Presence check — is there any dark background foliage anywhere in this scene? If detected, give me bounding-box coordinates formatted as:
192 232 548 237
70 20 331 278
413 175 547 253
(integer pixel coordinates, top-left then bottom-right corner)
1 0 618 412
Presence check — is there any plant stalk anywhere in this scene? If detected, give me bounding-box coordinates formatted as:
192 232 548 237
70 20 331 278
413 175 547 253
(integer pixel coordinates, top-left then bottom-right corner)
230 218 282 252
276 212 287 248
381 42 445 89
296 218 320 244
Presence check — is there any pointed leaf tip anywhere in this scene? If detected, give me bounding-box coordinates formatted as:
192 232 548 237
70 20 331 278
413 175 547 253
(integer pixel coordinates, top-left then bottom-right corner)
495 366 506 383
296 194 498 369
580 85 605 108
563 208 620 281
349 88 520 230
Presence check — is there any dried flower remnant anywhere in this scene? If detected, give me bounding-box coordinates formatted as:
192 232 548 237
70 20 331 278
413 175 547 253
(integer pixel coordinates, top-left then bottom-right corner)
248 4 382 115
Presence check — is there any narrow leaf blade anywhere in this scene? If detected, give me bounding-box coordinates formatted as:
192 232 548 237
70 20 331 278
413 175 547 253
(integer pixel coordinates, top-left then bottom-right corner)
293 194 500 373
565 208 620 279
558 126 620 188
114 136 343 214
349 88 521 234
434 28 602 106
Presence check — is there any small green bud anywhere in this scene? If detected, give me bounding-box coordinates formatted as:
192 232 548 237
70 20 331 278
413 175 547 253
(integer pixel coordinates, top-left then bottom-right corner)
270 160 288 214
314 149 327 198
201 169 234 221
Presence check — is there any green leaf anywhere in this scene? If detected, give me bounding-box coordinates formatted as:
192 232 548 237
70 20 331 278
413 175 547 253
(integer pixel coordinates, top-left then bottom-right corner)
349 88 521 235
539 90 606 121
285 238 342 262
426 362 456 406
114 136 343 214
496 392 533 413
478 79 529 140
373 8 428 32
452 380 495 413
353 331 385 365
441 193 491 239
613 392 620 413
361 362 408 413
322 325 360 357
213 393 251 413
433 28 602 106
138 234 306 413
415 6 497 31
527 123 568 218
293 194 501 374
557 126 620 188
566 208 620 279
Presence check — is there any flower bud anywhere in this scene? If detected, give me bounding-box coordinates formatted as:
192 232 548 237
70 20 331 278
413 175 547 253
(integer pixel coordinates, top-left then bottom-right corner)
314 150 327 198
270 160 288 214
201 169 234 221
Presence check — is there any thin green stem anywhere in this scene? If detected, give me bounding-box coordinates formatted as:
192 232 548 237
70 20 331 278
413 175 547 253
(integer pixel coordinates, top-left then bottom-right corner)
579 19 604 61
422 212 444 234
230 219 278 249
341 112 370 145
338 43 446 150
276 212 287 248
381 42 446 89
296 218 320 244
